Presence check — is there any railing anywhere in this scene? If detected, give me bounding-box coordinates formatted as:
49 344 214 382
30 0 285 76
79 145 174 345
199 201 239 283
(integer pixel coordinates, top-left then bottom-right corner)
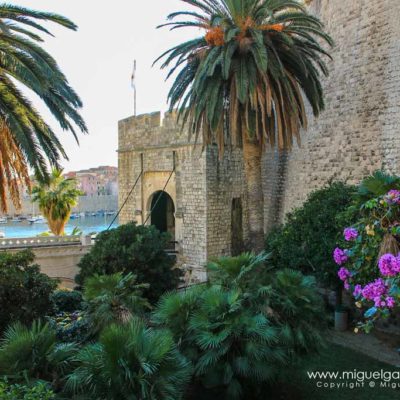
0 235 84 249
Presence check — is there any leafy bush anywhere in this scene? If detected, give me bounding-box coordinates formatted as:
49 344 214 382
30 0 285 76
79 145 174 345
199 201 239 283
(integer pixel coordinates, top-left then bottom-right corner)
0 321 77 389
66 318 192 400
0 250 58 333
153 253 326 398
84 272 150 334
265 182 357 289
0 379 55 399
47 311 90 344
51 289 83 313
75 222 181 303
334 188 400 332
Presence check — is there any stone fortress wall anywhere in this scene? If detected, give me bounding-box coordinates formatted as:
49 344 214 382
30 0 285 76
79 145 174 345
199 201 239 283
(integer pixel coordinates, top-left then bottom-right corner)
281 0 400 214
118 0 400 274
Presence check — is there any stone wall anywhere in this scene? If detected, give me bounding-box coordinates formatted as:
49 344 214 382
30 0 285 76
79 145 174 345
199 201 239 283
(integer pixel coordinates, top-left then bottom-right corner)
1 242 91 289
281 0 400 216
118 112 208 281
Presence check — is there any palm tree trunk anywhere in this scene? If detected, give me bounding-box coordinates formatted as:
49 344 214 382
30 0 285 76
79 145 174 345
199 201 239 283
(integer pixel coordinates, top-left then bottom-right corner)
242 137 264 252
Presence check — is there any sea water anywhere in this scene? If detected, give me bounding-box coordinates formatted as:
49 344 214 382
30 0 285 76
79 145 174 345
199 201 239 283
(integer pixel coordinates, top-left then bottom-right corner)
0 215 119 238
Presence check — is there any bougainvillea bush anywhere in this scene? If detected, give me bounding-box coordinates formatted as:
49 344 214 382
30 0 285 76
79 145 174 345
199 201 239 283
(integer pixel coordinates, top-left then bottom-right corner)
334 189 400 332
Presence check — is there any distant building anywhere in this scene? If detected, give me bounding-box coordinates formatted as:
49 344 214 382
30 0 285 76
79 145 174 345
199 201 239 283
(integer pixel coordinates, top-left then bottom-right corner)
66 166 118 197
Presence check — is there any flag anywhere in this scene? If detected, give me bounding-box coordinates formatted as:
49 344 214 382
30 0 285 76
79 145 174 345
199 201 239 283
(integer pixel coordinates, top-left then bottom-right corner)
131 60 136 90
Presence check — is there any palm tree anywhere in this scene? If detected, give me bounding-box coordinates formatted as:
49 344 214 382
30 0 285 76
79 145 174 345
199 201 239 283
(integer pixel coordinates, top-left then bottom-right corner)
31 169 83 236
66 318 192 400
0 320 77 388
155 0 333 250
83 272 150 334
0 4 87 212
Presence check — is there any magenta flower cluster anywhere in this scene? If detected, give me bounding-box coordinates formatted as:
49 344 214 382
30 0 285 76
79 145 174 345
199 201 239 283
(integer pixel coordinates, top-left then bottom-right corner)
338 267 351 282
378 253 400 277
385 189 400 205
333 247 348 265
344 227 358 241
353 278 396 309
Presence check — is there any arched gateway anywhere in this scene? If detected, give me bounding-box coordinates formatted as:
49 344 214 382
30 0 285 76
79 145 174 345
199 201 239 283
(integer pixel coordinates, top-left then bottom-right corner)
148 190 175 239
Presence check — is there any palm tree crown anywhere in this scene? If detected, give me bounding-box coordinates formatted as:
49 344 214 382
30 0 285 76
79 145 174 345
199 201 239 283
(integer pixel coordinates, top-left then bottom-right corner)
156 0 332 152
0 4 87 211
31 169 83 236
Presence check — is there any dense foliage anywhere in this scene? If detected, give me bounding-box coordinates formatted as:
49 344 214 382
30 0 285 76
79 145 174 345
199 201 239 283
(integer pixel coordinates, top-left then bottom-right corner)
76 223 181 303
265 182 357 290
0 4 86 212
0 250 57 333
47 311 90 344
84 272 149 334
334 187 400 332
153 253 326 398
51 290 83 313
0 379 55 400
66 318 192 400
0 321 77 390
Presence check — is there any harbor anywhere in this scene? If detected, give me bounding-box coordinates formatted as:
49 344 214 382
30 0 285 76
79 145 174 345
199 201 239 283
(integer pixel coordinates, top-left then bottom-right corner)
0 213 119 238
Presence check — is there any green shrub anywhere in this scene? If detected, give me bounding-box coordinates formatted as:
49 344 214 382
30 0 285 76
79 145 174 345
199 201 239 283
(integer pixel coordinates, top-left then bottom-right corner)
265 182 357 289
66 318 192 400
75 222 181 303
51 290 83 313
153 253 326 398
47 311 90 344
0 250 58 333
0 321 77 389
0 379 55 399
84 272 150 334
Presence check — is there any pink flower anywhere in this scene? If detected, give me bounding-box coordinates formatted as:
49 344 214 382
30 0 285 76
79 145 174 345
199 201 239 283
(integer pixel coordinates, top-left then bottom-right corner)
353 284 362 297
378 254 400 277
385 189 400 205
333 248 348 265
344 281 350 291
338 267 351 282
386 297 396 308
361 278 388 301
344 227 358 241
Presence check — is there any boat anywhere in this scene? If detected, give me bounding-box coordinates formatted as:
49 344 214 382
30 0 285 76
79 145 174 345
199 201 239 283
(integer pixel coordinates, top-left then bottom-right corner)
70 213 81 220
0 231 5 238
11 217 22 222
28 215 45 224
0 217 7 224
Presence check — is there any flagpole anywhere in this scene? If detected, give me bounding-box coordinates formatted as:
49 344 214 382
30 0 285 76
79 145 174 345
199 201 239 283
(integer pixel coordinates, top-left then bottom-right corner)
134 60 137 117
131 60 137 117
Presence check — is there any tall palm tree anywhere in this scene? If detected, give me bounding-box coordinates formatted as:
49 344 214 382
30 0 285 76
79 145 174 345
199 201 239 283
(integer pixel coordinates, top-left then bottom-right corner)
31 169 83 236
0 4 87 212
155 0 332 250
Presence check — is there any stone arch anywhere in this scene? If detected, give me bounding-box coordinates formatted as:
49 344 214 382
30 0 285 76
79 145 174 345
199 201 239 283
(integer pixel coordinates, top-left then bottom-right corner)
147 190 175 239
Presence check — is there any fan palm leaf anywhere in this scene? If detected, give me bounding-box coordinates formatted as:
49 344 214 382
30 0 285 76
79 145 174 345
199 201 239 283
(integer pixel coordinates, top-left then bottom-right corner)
67 318 192 400
156 0 332 250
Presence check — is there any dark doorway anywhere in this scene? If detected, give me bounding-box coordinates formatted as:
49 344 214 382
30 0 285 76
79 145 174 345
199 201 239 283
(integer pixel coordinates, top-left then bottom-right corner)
231 198 244 256
150 191 175 239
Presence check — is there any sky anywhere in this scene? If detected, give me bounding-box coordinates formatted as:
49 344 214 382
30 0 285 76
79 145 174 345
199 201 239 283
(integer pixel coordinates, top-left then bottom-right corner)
13 0 196 172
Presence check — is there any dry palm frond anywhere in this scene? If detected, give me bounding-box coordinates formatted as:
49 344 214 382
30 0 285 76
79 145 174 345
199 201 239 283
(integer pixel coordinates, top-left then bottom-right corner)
378 233 400 259
0 119 31 212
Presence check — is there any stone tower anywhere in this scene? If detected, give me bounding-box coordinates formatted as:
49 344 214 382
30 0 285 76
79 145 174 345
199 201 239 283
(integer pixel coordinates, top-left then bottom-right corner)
119 0 400 277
